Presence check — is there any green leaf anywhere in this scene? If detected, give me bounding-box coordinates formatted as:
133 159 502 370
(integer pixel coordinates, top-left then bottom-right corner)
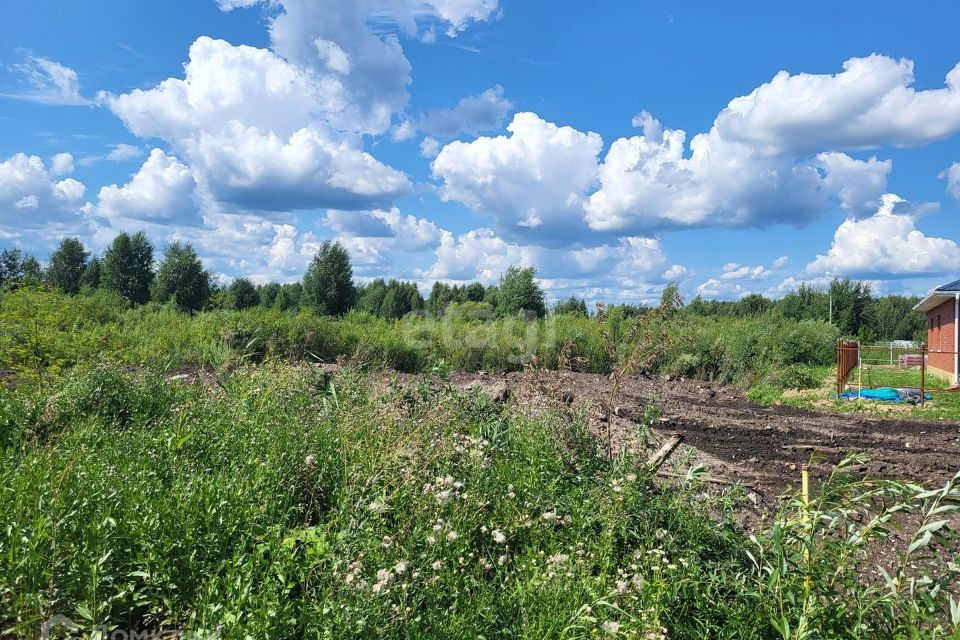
918 519 949 535
907 530 932 555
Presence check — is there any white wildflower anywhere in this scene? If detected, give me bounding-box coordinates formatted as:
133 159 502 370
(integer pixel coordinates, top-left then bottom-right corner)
602 620 620 635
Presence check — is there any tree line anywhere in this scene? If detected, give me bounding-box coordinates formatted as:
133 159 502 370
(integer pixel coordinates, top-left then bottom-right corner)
0 234 930 340
687 280 926 342
0 234 549 319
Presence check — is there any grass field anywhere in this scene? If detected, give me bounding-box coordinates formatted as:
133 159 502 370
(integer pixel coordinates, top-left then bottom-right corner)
2 287 960 636
1 364 959 638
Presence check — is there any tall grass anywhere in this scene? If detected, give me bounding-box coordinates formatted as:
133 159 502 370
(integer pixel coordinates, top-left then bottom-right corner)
1 365 957 637
1 287 836 386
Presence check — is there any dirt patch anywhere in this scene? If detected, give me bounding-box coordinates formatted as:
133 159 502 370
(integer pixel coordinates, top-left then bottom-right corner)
446 370 960 500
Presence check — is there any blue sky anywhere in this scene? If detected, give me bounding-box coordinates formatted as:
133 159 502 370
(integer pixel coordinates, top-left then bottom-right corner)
2 1 960 303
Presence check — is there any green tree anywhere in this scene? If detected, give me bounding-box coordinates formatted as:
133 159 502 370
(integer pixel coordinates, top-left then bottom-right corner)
153 242 212 312
21 256 42 285
497 266 546 318
464 282 486 303
0 248 43 290
358 278 388 316
228 277 260 310
427 282 454 316
259 282 282 308
80 256 102 292
828 278 872 337
552 296 588 317
102 232 155 305
46 237 89 295
302 240 356 315
274 282 302 311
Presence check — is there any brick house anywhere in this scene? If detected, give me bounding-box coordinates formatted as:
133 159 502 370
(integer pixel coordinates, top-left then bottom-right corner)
913 279 960 384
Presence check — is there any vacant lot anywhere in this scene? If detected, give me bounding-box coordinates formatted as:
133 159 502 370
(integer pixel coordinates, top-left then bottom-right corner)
448 370 960 496
2 363 959 638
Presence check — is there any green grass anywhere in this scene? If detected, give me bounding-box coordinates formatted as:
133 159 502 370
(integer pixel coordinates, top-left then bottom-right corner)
1 365 959 638
0 286 840 390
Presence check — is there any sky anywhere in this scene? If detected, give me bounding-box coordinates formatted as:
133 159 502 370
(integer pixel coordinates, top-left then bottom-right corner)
2 1 960 305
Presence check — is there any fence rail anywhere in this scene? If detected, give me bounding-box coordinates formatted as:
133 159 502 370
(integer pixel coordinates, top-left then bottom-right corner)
835 340 859 397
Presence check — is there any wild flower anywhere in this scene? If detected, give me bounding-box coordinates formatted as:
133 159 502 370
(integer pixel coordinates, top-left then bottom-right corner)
394 561 407 574
547 553 568 566
492 529 506 544
602 621 620 635
447 530 458 541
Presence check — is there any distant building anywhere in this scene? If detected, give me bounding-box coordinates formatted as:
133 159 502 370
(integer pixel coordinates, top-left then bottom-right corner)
913 279 960 384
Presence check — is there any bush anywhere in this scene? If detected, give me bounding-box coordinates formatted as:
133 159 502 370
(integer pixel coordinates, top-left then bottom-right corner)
51 363 139 429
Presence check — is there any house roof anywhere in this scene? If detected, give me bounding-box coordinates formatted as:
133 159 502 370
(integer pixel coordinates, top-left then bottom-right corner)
936 279 960 292
914 280 960 313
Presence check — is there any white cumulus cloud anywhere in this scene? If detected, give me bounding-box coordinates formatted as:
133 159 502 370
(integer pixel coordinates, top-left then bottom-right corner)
807 194 960 277
95 149 198 225
432 112 603 242
104 37 411 212
816 152 891 217
0 152 86 228
585 55 960 234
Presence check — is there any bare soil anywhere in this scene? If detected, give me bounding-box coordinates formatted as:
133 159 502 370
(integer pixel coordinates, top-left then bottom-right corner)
446 370 960 502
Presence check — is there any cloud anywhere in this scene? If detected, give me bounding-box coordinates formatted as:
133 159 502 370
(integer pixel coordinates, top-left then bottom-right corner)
322 207 443 274
584 55 960 234
326 207 442 250
77 144 145 167
5 55 91 105
662 264 690 281
585 113 825 233
816 152 891 217
419 136 440 158
218 0 501 134
420 85 512 137
941 162 960 201
0 152 86 228
716 55 960 153
95 149 198 225
190 123 411 211
696 278 752 300
432 112 603 242
720 262 773 281
50 152 75 176
806 194 960 277
421 226 671 289
105 37 411 212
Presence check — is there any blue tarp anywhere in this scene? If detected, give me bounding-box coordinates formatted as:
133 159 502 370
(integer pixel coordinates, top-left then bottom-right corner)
839 387 933 404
